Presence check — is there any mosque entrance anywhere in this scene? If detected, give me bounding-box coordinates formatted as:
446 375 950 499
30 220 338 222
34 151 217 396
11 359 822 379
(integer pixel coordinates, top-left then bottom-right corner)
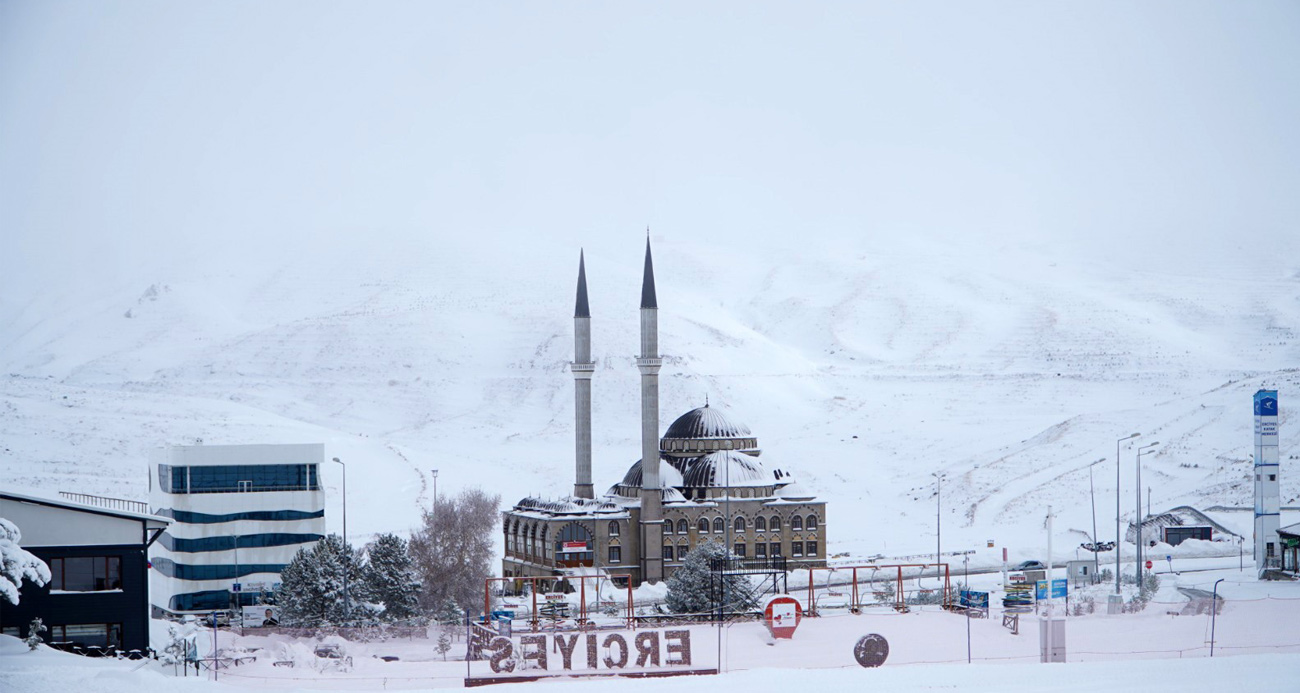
555 523 595 568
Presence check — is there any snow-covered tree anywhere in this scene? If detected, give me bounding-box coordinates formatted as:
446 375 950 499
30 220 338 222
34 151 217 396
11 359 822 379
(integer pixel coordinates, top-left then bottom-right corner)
666 540 757 615
363 533 421 622
25 617 46 651
275 534 375 627
1 518 50 605
409 488 500 619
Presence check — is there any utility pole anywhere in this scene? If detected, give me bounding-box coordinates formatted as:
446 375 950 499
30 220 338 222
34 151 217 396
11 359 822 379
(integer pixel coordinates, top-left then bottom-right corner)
931 472 946 578
331 457 349 620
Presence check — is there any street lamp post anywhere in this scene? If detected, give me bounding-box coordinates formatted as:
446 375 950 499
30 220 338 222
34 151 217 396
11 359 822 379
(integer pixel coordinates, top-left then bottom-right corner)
1135 442 1159 585
1115 433 1140 594
331 457 349 620
1210 578 1225 656
1087 458 1106 582
932 472 946 578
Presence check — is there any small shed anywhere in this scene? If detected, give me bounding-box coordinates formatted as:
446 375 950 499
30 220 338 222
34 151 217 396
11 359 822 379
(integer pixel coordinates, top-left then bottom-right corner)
1066 560 1097 586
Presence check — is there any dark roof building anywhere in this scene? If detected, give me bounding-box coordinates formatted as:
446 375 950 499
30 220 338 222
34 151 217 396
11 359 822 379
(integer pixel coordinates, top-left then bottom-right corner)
0 490 169 655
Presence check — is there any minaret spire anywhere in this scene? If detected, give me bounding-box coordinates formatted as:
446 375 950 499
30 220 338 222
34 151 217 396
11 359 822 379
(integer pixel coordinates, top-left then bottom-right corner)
571 250 595 499
575 250 590 318
638 235 664 583
640 235 657 309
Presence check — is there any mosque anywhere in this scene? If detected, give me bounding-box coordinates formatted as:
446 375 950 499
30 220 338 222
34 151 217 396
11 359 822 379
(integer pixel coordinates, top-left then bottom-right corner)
501 240 827 586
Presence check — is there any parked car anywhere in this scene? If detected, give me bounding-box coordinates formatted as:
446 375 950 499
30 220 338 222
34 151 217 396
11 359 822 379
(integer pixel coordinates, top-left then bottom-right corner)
1014 560 1046 571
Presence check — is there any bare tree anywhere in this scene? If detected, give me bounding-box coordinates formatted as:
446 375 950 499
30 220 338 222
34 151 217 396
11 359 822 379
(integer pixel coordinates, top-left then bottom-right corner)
409 488 500 620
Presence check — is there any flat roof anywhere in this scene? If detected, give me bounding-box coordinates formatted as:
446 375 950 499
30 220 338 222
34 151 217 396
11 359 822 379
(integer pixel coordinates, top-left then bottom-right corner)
0 489 170 527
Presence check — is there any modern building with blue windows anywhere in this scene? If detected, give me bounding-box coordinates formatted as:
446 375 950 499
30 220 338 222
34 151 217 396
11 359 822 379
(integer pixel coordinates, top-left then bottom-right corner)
148 443 326 617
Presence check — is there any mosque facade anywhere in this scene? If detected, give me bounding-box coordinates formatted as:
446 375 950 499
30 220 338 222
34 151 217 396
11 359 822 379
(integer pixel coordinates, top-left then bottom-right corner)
501 241 827 586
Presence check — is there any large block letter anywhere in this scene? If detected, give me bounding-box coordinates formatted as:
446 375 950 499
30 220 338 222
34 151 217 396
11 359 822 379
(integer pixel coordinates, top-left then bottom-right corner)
634 631 660 667
585 633 599 669
488 637 515 673
555 634 580 670
602 634 629 669
519 634 547 671
665 630 692 666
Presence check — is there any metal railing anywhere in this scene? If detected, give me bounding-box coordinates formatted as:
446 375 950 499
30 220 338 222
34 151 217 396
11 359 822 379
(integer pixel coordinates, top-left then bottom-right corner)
59 491 149 514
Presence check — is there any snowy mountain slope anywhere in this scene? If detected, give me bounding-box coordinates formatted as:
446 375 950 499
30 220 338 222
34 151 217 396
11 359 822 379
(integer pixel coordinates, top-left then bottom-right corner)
1 233 1298 565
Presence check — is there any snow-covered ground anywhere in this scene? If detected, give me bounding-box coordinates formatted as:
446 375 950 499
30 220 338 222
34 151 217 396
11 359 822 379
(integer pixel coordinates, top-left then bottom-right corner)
3 565 1297 691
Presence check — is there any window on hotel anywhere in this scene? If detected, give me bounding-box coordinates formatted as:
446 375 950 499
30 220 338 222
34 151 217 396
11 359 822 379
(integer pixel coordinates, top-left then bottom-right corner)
791 516 803 531
755 517 767 532
807 541 818 556
609 546 621 564
677 519 689 534
806 515 818 531
713 517 725 533
608 521 620 537
662 545 674 561
698 518 710 533
50 557 122 591
791 542 804 557
770 516 781 532
733 543 746 558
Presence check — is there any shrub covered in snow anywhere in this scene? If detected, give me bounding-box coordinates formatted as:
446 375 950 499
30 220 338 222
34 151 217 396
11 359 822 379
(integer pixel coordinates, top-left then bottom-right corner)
0 518 50 605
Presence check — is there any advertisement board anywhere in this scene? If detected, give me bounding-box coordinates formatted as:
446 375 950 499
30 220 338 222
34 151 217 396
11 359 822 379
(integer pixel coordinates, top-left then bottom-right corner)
241 605 281 627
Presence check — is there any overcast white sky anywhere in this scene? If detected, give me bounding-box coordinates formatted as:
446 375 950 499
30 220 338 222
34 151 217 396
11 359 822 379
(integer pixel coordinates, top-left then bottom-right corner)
2 2 1298 298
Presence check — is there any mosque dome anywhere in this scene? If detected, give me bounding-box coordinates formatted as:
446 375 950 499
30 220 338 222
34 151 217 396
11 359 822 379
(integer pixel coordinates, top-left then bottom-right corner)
681 451 772 487
660 405 760 457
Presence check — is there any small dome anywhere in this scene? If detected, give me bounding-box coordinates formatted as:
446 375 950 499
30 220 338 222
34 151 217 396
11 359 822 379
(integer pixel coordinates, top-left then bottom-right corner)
619 458 685 489
664 406 752 439
682 451 771 487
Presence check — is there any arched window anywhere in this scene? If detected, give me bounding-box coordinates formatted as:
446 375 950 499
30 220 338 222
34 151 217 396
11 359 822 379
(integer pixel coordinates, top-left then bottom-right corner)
734 516 746 533
791 515 803 531
698 518 710 533
608 520 620 537
663 521 673 534
677 519 689 534
770 516 782 532
806 515 818 531
755 517 767 532
541 526 550 559
713 517 725 533
556 523 594 565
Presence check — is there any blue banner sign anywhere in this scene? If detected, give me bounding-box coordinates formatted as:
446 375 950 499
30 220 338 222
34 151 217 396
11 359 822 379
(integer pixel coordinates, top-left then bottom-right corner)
1035 579 1068 600
959 590 989 609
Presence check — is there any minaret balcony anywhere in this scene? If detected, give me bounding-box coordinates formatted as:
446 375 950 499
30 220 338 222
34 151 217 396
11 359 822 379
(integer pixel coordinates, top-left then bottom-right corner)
571 361 595 376
636 357 662 373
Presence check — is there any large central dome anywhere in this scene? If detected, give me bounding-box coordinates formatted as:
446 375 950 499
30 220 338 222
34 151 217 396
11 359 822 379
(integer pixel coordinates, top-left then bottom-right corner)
660 405 760 457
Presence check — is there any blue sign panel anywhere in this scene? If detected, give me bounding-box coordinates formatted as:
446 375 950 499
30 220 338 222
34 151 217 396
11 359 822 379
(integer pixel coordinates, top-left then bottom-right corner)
1035 579 1068 600
960 590 989 609
1254 390 1278 417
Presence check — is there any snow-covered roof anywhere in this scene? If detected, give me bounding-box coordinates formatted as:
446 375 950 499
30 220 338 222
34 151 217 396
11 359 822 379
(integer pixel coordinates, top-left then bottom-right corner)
0 489 170 526
663 405 752 439
682 451 771 487
618 458 686 489
511 496 622 516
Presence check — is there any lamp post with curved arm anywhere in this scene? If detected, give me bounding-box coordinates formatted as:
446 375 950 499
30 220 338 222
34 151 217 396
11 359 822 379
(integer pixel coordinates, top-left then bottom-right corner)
1135 442 1159 584
1115 433 1140 594
331 457 349 619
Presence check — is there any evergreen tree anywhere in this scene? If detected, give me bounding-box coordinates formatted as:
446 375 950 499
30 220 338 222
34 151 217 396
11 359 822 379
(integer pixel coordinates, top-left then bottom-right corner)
666 540 757 615
275 534 375 626
364 533 421 622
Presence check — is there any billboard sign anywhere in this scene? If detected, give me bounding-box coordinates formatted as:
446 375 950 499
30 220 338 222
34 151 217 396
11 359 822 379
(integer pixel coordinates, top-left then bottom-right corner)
1035 579 1067 600
959 590 989 609
561 541 590 553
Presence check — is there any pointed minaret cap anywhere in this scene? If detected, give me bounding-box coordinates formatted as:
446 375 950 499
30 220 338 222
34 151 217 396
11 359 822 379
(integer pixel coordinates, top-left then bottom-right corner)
575 250 591 318
640 234 657 309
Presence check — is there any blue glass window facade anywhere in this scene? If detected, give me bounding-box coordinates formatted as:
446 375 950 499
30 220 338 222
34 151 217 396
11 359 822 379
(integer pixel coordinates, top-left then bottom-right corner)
157 464 319 494
158 533 324 553
151 557 287 581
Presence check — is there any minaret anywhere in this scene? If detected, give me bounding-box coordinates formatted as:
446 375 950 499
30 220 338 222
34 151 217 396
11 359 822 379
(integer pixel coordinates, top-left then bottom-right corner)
571 251 595 499
638 236 664 583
